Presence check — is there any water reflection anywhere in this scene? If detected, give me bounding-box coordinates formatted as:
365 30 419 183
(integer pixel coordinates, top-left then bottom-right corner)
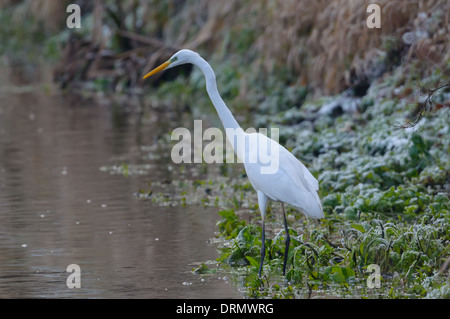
0 65 239 298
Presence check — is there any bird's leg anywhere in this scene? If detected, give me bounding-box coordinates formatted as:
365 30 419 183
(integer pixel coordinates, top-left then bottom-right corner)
282 203 290 276
257 191 268 278
258 219 265 278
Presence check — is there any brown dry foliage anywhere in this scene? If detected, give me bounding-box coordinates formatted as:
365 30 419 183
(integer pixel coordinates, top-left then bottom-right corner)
5 0 448 95
194 0 449 95
0 0 67 32
147 0 448 95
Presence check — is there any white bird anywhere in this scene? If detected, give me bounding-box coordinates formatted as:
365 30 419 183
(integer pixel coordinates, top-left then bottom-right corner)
143 49 324 277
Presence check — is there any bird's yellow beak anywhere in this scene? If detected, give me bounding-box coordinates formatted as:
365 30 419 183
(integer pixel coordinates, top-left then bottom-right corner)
142 60 171 80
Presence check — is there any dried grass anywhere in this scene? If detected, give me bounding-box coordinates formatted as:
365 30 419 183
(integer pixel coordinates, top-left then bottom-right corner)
244 0 449 94
4 0 446 95
198 1 446 94
1 0 67 32
149 0 448 94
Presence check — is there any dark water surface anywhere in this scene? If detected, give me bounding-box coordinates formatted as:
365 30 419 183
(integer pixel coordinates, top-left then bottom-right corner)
0 65 240 298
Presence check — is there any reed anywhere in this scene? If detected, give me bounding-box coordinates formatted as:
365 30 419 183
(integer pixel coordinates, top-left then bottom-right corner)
4 0 445 95
229 0 448 94
148 0 448 94
0 0 67 32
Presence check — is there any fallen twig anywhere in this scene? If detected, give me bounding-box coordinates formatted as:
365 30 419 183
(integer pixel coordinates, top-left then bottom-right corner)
394 82 450 129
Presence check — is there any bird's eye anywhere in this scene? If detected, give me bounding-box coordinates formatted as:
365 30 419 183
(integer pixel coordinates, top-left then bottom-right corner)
171 56 178 62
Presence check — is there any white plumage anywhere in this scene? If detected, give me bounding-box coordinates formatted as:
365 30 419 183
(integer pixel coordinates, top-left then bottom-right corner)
143 49 324 277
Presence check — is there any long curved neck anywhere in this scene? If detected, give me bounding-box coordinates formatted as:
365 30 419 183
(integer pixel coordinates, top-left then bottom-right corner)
192 56 246 158
194 56 241 132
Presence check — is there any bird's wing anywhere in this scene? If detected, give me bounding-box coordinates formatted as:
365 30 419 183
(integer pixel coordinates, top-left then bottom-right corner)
243 133 323 218
244 133 318 191
279 145 319 192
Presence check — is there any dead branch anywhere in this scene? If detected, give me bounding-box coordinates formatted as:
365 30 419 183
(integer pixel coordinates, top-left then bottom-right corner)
394 82 450 129
116 30 179 52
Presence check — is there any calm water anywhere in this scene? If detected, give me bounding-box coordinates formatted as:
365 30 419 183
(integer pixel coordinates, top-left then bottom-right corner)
0 65 240 298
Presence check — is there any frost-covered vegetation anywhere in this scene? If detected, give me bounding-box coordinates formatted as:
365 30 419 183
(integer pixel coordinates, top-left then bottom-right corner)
158 66 449 298
2 0 448 298
210 68 450 298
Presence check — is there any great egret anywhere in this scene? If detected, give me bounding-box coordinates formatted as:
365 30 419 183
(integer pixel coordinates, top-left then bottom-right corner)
143 49 324 277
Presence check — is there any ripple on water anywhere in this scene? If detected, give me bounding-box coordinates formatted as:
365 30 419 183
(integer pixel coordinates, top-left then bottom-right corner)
0 76 240 298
